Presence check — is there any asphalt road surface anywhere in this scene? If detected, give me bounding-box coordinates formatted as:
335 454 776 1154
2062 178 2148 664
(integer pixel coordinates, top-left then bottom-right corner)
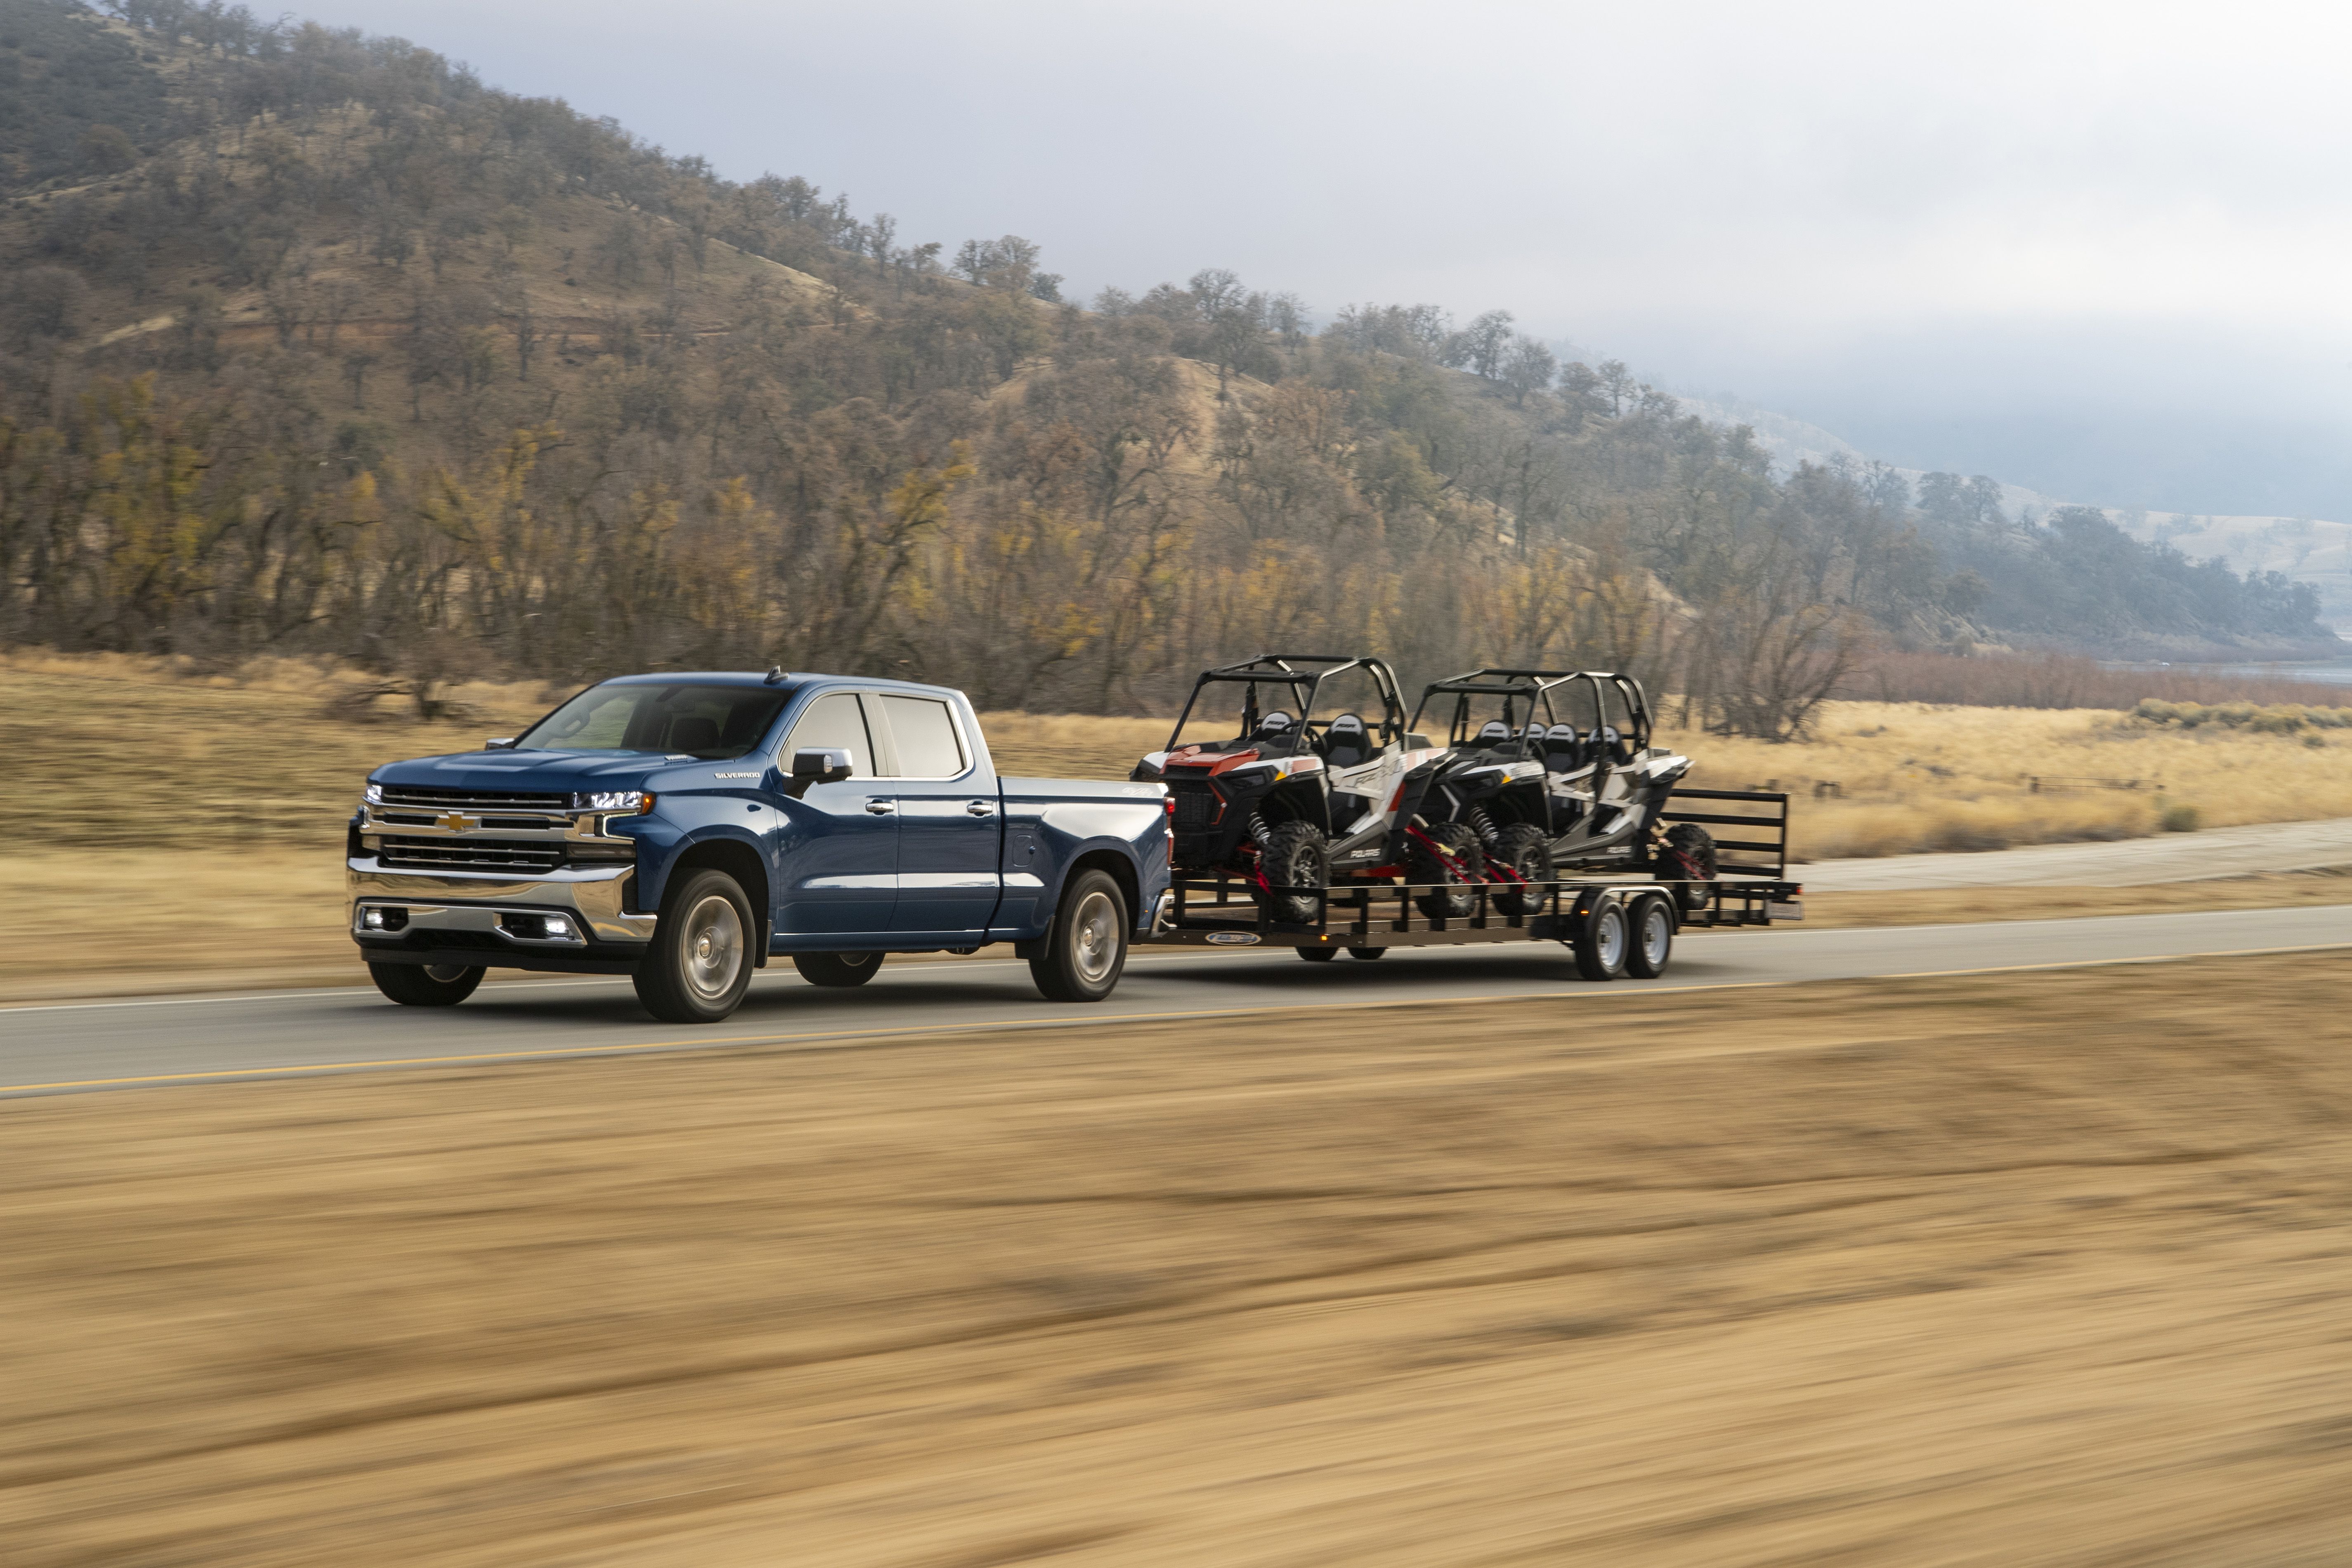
7 903 2352 1098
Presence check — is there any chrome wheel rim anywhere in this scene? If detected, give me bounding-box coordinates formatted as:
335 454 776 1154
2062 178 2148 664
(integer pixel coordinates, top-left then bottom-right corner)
1071 889 1120 985
424 963 470 984
1641 906 1671 968
1596 906 1627 971
682 894 745 1003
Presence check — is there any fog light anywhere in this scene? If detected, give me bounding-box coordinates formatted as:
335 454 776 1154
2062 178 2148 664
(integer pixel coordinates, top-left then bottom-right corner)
362 909 386 930
539 915 568 939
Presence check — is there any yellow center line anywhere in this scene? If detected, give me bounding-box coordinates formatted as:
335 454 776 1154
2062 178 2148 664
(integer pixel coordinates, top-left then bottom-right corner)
5 939 2347 1098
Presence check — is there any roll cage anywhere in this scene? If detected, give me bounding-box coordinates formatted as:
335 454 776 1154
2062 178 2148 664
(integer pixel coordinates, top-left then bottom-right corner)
1410 668 1654 763
1163 654 1409 760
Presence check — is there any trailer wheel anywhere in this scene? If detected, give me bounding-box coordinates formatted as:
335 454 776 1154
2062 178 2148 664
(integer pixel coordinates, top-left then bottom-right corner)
1572 896 1630 982
1347 946 1386 961
368 962 484 1007
793 950 883 987
1624 893 1674 978
633 869 757 1023
1294 945 1339 962
1030 869 1129 1002
1491 823 1554 916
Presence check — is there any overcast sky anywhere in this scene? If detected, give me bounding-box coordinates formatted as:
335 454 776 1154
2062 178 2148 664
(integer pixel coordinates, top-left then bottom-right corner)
296 0 2352 518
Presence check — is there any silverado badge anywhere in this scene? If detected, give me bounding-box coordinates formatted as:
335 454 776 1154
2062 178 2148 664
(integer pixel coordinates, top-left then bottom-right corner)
435 811 477 832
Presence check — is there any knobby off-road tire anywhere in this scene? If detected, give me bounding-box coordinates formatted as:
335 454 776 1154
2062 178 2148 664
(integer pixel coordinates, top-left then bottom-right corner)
1489 822 1555 917
1410 821 1486 920
1659 822 1718 915
1624 892 1675 979
1255 819 1330 926
794 950 883 987
1030 869 1129 1002
369 961 484 1006
633 868 758 1023
1573 896 1631 982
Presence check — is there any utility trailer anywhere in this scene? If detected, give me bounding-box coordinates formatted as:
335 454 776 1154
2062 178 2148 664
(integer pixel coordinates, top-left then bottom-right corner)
1141 788 1801 981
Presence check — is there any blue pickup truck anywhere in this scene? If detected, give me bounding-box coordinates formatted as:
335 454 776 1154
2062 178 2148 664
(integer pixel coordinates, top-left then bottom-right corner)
348 671 1172 1021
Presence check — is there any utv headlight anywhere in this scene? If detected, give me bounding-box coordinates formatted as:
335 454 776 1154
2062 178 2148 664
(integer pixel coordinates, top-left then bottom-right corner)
364 782 383 804
571 789 652 813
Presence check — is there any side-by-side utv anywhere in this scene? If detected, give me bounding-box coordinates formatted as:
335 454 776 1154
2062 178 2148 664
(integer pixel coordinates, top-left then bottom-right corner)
1131 654 1487 923
1410 669 1719 912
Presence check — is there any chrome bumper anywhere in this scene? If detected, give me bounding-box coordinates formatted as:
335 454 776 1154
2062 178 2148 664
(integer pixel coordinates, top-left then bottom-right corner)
347 858 658 949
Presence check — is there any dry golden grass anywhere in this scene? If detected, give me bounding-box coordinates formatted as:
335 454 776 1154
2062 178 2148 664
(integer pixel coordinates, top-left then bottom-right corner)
9 954 2352 1564
1655 700 2352 859
13 653 2352 997
1799 867 2352 929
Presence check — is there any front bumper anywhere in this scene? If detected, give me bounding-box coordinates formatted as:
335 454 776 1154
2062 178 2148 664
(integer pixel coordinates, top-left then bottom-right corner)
347 858 658 967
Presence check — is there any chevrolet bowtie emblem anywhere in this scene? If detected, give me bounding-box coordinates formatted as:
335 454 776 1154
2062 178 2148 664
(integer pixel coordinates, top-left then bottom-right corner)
435 811 477 832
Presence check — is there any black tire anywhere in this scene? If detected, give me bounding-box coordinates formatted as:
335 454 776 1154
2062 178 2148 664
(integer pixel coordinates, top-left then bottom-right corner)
1254 819 1329 926
1658 822 1718 915
793 950 884 987
633 868 758 1023
1294 945 1340 962
1409 820 1485 920
368 961 484 1007
1490 822 1555 917
1573 895 1630 982
1030 869 1129 1002
1624 892 1675 979
1347 946 1386 961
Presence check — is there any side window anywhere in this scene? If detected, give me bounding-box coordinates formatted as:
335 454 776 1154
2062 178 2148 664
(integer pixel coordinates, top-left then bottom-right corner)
782 692 874 777
876 695 968 778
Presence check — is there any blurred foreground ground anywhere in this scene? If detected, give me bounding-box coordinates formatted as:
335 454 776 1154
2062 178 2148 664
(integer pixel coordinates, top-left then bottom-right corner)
7 953 2352 1565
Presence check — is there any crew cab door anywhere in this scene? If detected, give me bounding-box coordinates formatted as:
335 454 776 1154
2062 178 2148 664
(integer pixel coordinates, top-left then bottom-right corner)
871 693 1002 937
770 690 897 937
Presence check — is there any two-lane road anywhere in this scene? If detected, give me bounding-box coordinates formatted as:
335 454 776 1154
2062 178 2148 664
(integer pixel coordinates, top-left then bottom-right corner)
6 904 2350 1097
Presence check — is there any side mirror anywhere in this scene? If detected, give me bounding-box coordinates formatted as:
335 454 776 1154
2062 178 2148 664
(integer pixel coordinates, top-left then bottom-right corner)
484 737 517 750
785 746 854 798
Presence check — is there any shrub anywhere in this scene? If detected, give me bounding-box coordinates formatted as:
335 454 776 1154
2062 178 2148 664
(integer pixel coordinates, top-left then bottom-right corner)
2159 803 2202 833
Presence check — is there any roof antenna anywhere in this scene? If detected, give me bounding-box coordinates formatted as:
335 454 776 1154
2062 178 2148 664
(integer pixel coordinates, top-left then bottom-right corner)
764 666 788 684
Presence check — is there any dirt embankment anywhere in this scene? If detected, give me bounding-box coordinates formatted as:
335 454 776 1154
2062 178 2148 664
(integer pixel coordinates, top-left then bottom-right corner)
8 954 2352 1564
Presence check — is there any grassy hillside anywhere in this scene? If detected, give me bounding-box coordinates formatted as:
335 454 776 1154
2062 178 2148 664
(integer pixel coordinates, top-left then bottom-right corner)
0 0 2332 745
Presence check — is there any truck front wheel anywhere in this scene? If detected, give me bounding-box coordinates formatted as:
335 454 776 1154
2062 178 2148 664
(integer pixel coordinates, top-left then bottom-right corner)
369 961 484 1006
634 869 758 1023
1030 869 1129 1002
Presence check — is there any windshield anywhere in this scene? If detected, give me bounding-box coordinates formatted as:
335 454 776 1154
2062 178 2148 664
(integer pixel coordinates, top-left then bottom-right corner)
516 683 789 760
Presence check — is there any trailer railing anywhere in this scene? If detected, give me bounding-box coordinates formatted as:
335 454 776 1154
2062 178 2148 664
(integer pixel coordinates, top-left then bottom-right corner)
1655 787 1789 878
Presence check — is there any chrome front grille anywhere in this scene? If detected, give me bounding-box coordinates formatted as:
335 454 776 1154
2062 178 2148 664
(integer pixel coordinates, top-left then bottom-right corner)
378 784 571 812
378 836 568 874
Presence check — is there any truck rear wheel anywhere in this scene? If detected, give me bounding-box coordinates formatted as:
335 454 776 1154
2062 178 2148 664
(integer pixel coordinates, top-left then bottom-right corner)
793 951 883 987
634 869 757 1023
1030 869 1129 1002
369 961 484 1007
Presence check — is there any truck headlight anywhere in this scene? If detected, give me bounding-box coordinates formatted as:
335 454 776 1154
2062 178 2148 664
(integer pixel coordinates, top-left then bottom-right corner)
364 782 383 804
571 790 652 813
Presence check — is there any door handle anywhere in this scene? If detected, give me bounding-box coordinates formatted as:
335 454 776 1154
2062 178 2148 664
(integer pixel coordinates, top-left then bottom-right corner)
865 798 896 815
966 800 997 817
